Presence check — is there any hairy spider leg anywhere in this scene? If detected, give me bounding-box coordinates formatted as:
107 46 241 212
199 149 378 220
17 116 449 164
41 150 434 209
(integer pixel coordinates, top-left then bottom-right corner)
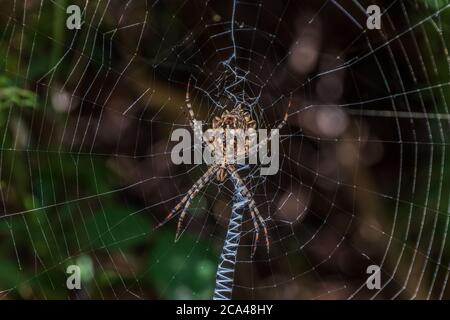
278 95 292 129
185 77 204 141
185 77 216 160
246 96 292 160
174 196 195 242
155 165 219 232
228 165 270 257
237 96 292 250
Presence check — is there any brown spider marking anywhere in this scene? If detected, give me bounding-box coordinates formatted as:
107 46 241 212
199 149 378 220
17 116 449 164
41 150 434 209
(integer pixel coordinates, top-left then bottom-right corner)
156 77 291 257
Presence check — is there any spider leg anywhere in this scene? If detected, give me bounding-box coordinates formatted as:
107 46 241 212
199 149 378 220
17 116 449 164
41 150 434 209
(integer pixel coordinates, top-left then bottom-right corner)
185 77 203 141
228 166 270 256
185 77 195 122
245 97 292 252
246 194 269 256
248 95 292 158
155 166 218 231
252 199 270 255
156 182 197 229
275 94 292 131
175 196 194 242
185 76 215 158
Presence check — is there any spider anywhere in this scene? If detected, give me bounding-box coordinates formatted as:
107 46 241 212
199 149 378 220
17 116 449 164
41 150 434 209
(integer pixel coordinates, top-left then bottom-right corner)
157 78 291 256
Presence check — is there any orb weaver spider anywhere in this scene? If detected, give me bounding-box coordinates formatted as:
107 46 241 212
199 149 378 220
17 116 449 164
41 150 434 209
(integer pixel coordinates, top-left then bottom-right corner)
157 78 291 256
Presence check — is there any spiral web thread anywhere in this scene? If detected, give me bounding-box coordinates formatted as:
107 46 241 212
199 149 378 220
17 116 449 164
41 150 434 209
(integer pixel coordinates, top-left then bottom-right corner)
213 181 247 300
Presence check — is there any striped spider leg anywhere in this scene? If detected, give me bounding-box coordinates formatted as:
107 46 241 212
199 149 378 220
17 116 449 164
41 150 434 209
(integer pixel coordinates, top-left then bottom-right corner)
231 96 292 255
160 79 292 255
245 95 292 160
155 79 218 239
185 77 204 145
156 165 219 240
228 165 269 257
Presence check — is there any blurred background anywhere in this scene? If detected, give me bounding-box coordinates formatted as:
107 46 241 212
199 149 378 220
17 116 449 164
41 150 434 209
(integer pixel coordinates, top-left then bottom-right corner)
0 0 450 299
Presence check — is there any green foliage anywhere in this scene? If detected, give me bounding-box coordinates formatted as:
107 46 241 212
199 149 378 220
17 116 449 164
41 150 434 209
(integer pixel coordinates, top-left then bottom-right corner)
83 206 151 250
0 76 37 111
421 0 449 9
0 261 23 289
147 232 217 299
0 0 222 300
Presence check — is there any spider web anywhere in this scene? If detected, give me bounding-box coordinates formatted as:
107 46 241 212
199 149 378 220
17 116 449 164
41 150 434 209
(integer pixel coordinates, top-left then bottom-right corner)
0 0 450 300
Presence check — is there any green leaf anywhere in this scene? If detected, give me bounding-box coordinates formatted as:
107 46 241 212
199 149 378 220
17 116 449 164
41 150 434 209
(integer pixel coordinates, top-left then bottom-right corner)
0 76 38 110
147 232 217 299
0 261 23 290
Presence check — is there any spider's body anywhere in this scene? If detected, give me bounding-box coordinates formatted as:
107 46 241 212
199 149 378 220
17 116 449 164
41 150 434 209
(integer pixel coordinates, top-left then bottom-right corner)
210 106 257 182
157 78 290 256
